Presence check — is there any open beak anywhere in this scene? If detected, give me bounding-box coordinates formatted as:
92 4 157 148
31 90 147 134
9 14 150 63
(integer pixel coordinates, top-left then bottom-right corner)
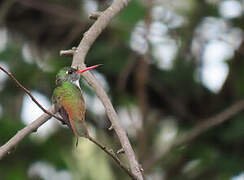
76 64 102 74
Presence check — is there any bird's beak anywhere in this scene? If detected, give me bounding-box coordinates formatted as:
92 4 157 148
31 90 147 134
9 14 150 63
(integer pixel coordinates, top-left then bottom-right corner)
76 64 102 74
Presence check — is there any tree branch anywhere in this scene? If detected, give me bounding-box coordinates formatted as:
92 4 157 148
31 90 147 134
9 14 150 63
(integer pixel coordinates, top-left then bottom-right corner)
69 0 144 179
0 66 64 159
72 0 129 67
78 67 143 179
0 106 55 159
0 65 63 122
87 136 136 179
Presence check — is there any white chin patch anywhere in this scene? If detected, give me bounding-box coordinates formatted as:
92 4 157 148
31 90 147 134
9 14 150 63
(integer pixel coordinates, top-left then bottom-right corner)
74 80 81 89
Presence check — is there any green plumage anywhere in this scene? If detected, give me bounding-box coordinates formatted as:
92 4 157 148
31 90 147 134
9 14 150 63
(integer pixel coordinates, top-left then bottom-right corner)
52 67 89 137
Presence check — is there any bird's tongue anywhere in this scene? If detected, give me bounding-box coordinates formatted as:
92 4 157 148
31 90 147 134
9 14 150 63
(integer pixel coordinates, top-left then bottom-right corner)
76 64 101 73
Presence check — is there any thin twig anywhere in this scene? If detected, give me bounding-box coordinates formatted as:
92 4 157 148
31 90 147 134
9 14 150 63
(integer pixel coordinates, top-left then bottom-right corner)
0 106 55 159
60 47 77 56
87 136 136 179
70 0 143 179
0 66 63 122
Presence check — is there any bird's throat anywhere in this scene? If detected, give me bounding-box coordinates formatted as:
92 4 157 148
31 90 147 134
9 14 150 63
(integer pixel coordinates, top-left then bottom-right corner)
73 80 81 90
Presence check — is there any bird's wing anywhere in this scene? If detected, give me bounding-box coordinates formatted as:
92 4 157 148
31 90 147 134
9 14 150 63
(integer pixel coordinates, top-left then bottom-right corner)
52 84 88 137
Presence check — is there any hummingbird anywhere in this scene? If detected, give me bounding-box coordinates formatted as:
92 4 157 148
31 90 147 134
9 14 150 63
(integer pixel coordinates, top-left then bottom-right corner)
52 65 100 138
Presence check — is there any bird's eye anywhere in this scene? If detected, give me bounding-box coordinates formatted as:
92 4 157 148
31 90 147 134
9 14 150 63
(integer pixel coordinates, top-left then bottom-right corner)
66 70 73 74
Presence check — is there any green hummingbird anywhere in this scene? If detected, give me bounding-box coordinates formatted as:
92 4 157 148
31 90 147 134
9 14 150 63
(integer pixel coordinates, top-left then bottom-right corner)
52 65 100 138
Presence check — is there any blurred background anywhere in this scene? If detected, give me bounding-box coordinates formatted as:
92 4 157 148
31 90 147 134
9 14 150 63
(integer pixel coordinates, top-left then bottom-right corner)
1 0 244 179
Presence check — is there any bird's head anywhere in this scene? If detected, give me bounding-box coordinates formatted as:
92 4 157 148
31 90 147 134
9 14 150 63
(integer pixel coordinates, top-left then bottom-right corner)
55 65 101 86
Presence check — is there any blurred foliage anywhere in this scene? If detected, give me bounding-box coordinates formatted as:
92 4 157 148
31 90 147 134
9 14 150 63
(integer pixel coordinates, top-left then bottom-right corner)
1 0 244 180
